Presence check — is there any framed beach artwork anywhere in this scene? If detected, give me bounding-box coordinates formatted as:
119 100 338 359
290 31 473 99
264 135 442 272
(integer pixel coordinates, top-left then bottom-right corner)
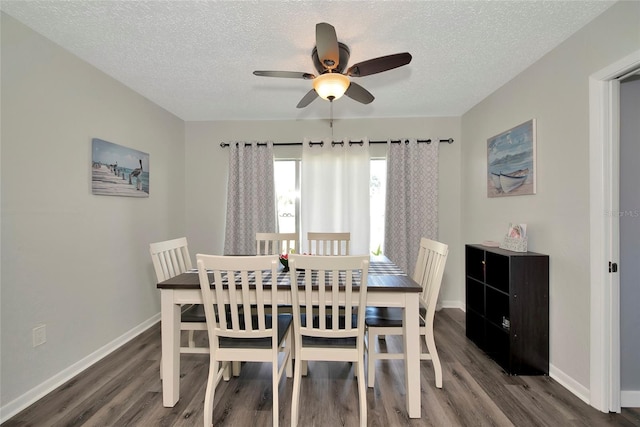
487 119 536 198
91 138 149 197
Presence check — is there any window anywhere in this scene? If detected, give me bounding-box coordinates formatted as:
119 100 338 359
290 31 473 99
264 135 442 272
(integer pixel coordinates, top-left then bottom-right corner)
370 159 386 254
274 160 300 234
274 159 386 253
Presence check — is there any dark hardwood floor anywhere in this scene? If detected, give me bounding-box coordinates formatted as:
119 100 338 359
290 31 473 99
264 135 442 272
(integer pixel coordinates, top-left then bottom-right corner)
3 309 639 426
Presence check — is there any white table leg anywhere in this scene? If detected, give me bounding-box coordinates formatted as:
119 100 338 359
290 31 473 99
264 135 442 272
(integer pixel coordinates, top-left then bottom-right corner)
161 290 181 407
403 296 421 418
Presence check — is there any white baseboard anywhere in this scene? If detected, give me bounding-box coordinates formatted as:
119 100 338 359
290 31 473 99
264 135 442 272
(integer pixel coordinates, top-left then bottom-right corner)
549 363 591 405
621 390 640 408
435 304 595 407
0 314 160 424
547 360 640 410
432 305 636 410
438 300 465 310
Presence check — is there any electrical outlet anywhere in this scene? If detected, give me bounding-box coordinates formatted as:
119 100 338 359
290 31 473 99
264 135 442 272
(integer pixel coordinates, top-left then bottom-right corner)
33 324 46 347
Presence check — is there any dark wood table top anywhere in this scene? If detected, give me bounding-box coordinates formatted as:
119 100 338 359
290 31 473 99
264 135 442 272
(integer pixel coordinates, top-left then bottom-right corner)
157 256 421 293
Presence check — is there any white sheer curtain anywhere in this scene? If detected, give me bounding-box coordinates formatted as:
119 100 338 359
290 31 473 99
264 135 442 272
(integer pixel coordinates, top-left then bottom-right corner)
301 138 370 255
384 138 439 275
224 142 276 255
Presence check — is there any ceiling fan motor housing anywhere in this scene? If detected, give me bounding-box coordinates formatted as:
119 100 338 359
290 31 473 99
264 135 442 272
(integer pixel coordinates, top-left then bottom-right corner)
312 42 351 74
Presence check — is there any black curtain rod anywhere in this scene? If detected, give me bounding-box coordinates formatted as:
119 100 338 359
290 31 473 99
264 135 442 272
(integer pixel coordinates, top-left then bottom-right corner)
220 138 454 148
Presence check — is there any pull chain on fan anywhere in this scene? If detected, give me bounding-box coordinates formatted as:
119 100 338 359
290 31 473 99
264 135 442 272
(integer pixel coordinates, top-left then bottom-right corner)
330 100 334 140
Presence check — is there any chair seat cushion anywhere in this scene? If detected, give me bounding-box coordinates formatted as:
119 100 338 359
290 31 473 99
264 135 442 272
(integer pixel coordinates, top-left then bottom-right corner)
219 314 293 349
364 306 426 328
302 336 357 348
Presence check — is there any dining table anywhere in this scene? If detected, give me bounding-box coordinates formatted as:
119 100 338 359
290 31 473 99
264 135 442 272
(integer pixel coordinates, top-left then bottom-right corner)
156 255 423 418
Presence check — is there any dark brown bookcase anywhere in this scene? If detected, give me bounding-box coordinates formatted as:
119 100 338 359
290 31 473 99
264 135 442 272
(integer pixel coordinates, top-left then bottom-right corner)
465 244 549 375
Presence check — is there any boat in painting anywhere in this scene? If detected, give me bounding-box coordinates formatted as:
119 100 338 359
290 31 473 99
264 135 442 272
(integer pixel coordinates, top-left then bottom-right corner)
491 173 502 191
499 168 529 193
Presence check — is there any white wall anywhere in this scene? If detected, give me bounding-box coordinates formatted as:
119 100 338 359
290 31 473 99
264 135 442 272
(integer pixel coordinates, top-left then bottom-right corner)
184 117 463 307
0 13 185 414
460 0 640 396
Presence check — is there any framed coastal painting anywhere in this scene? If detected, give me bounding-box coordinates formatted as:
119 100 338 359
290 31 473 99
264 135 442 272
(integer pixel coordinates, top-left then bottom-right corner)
91 138 149 197
487 119 536 198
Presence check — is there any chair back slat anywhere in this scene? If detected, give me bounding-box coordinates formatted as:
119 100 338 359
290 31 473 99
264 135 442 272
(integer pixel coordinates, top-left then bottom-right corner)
150 237 192 282
256 232 299 255
307 232 350 255
163 252 174 279
290 255 368 339
317 271 327 329
254 272 266 330
342 270 354 331
331 270 340 330
212 270 229 333
305 279 314 328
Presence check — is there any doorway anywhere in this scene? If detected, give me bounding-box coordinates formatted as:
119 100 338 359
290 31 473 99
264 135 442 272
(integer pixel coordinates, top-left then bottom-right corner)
618 73 640 408
589 50 640 413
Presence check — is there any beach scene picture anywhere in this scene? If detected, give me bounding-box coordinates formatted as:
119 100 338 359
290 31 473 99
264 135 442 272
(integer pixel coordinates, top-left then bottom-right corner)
487 119 536 198
91 138 149 197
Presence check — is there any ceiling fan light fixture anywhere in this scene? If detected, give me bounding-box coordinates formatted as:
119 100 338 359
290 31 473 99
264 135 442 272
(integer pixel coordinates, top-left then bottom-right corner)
313 73 350 101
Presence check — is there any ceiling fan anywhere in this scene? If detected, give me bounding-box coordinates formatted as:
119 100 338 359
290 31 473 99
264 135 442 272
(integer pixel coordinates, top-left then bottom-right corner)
253 22 412 108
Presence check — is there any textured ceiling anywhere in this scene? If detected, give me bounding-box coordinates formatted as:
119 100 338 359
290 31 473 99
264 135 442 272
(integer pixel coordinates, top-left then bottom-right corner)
1 1 614 121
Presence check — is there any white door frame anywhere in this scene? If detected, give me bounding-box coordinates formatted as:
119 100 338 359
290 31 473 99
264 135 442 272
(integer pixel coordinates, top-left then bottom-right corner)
589 49 640 413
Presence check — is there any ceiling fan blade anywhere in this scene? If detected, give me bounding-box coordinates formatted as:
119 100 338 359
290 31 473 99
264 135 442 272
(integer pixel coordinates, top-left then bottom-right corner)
346 52 412 77
296 89 319 108
316 22 339 70
344 82 374 104
253 71 315 79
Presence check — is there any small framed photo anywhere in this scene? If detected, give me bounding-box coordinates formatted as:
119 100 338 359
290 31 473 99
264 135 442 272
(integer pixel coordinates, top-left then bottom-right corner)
487 119 536 198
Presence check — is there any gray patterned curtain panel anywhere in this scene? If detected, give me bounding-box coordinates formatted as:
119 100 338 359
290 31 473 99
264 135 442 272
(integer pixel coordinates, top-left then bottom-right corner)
224 142 276 255
384 138 439 275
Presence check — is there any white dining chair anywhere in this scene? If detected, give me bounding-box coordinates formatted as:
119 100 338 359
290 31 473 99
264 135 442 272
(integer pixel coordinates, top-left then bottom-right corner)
307 231 350 255
256 232 299 255
364 237 449 389
150 237 208 378
288 254 369 427
196 254 293 427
